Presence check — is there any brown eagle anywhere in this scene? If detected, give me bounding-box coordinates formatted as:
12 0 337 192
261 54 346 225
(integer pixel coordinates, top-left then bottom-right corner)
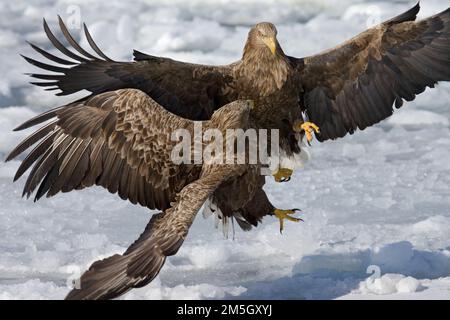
6 3 450 299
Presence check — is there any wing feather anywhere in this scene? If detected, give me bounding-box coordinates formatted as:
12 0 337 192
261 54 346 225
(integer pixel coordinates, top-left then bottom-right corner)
65 163 243 300
22 18 235 120
6 89 198 210
295 4 450 141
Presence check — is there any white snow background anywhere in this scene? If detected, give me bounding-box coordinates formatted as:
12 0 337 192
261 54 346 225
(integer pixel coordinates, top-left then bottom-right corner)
1 0 450 300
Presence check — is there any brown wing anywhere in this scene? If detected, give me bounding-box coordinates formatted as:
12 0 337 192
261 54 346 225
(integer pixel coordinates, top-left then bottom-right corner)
65 163 242 300
6 89 199 210
293 3 450 141
23 16 236 120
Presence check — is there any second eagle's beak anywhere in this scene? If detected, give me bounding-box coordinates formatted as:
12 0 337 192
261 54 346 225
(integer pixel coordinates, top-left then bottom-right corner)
262 37 277 55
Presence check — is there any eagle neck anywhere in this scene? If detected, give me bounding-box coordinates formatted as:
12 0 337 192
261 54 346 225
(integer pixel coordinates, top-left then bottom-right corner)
240 45 291 96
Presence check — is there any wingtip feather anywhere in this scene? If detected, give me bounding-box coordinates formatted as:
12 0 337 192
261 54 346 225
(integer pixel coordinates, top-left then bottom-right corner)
386 2 421 25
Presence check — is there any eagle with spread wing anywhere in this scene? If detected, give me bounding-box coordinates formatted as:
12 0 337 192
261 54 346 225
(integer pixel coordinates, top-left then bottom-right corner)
6 3 450 299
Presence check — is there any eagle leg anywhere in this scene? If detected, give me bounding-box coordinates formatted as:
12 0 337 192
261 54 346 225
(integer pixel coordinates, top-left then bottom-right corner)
273 168 293 182
273 208 303 234
293 121 320 143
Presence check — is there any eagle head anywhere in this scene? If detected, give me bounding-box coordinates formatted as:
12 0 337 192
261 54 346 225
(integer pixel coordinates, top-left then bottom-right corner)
246 22 279 56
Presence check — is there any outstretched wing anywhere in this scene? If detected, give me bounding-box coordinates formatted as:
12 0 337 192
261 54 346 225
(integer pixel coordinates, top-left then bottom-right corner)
65 165 246 300
23 17 236 120
293 3 450 141
6 89 199 210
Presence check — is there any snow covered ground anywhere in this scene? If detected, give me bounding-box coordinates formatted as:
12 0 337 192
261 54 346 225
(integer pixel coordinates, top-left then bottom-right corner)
1 0 450 300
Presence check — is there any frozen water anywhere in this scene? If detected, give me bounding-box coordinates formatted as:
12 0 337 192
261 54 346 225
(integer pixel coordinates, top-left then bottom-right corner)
0 0 450 300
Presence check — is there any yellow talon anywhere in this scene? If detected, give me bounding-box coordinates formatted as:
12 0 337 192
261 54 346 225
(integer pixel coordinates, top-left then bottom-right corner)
273 168 293 183
274 209 302 234
293 121 320 143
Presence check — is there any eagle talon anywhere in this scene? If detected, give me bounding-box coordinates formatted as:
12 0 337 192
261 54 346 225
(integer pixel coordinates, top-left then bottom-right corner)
273 208 303 234
294 121 320 143
273 168 293 183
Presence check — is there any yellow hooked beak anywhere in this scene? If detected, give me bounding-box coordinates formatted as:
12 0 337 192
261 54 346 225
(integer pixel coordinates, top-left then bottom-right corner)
262 36 277 55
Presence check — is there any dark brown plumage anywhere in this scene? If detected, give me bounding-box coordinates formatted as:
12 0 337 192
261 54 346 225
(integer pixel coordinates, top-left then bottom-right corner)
297 3 450 140
6 3 450 299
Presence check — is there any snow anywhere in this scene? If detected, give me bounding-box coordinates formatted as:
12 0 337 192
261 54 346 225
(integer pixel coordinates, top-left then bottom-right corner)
1 0 450 300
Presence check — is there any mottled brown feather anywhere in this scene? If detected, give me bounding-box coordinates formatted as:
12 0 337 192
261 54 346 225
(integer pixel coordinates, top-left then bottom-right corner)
7 89 202 210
